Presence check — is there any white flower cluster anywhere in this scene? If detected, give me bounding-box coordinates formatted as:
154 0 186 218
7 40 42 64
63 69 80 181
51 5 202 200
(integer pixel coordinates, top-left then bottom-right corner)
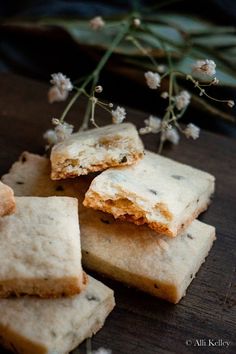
163 128 180 145
90 16 105 30
111 106 126 124
157 64 166 74
44 119 74 147
133 18 141 27
227 100 235 108
184 123 200 140
43 130 58 146
140 115 161 134
145 71 161 89
175 90 191 111
49 73 73 103
161 91 168 99
192 59 216 77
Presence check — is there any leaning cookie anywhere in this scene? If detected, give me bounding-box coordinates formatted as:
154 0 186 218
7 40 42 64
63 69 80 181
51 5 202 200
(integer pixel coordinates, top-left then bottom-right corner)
83 150 215 237
0 181 15 216
50 123 144 180
0 196 86 298
0 276 115 354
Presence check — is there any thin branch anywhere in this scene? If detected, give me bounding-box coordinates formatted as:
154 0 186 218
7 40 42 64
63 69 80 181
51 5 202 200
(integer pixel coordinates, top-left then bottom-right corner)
191 94 236 123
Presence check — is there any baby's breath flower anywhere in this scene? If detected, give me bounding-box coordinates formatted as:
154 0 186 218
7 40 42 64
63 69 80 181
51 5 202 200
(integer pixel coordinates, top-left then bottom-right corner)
52 118 60 126
192 59 216 77
53 121 74 142
111 106 126 124
227 100 235 108
92 348 112 354
157 64 166 74
48 86 69 103
133 18 141 27
161 91 168 99
140 115 161 134
43 129 58 146
163 128 180 145
90 16 105 30
50 73 73 94
212 77 219 85
95 85 103 93
175 90 191 111
199 89 205 96
184 123 200 140
145 71 161 89
108 103 113 108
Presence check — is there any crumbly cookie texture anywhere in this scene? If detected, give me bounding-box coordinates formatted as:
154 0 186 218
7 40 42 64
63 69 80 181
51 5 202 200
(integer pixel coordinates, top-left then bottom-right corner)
0 181 15 216
0 276 115 354
2 152 216 303
50 123 144 180
83 150 215 237
0 196 86 298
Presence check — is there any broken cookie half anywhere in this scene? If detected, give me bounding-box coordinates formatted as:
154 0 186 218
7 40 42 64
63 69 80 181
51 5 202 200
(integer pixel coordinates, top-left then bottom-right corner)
50 123 144 180
83 151 215 237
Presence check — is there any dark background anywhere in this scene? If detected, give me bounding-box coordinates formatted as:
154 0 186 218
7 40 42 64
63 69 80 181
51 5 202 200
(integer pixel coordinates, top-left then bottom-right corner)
0 0 236 136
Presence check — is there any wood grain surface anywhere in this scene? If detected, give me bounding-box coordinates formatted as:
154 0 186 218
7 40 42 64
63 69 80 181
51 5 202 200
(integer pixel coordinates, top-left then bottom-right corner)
0 74 235 354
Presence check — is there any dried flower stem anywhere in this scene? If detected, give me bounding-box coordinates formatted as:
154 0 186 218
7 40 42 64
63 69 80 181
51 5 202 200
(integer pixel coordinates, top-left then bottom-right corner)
45 10 235 153
186 75 232 104
79 74 99 131
59 17 132 125
127 36 159 70
86 338 92 354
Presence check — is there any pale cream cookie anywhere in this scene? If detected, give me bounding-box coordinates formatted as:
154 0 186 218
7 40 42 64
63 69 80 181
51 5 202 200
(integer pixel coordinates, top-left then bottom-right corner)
50 123 144 180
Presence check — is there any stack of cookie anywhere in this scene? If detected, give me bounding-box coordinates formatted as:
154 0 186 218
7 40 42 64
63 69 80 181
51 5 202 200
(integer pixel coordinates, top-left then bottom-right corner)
0 189 115 354
2 122 216 306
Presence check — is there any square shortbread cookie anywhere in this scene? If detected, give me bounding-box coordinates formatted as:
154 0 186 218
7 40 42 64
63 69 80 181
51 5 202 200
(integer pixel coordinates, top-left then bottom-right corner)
0 181 15 216
50 123 144 180
0 276 115 354
81 215 216 303
2 152 216 303
83 151 215 237
0 196 86 298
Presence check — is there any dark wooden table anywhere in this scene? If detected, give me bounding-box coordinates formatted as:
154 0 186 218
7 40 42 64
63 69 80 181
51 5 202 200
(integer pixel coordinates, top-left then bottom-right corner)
0 74 235 354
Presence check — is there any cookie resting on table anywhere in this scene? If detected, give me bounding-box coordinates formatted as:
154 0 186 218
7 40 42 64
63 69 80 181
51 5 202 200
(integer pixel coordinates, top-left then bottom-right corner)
0 276 115 354
0 196 86 298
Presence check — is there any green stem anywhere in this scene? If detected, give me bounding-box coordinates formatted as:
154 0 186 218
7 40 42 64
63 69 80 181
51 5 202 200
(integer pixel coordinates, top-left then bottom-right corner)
127 35 159 69
86 338 92 354
59 76 92 122
187 75 231 104
59 18 131 124
142 23 189 50
79 74 99 131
